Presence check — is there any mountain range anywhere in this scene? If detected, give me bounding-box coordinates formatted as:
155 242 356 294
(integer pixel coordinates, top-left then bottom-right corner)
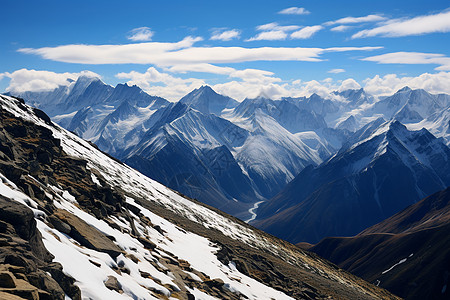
9 76 450 230
4 74 450 299
254 119 450 243
0 94 398 299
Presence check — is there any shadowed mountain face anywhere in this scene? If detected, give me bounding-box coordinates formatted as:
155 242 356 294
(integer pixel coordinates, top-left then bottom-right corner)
0 94 400 300
254 120 450 244
308 187 450 300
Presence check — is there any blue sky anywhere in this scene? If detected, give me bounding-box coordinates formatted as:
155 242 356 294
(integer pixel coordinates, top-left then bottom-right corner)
1 0 450 100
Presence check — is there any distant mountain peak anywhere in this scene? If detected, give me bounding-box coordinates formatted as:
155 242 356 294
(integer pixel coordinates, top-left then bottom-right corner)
115 82 141 91
397 86 412 93
179 85 238 115
198 85 214 92
74 74 102 85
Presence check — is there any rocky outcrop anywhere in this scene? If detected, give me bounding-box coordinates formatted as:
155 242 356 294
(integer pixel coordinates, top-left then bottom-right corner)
52 209 122 258
0 196 80 300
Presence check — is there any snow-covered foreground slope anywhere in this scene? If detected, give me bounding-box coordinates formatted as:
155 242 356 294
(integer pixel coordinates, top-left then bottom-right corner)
0 94 398 299
0 173 293 300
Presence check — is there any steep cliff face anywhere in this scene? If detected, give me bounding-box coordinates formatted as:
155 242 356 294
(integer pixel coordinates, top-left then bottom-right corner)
0 94 399 299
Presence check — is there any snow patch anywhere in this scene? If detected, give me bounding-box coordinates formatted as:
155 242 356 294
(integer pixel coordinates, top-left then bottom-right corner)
382 258 407 275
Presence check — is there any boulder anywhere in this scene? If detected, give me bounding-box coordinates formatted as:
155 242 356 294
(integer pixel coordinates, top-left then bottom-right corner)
104 275 122 292
53 209 122 258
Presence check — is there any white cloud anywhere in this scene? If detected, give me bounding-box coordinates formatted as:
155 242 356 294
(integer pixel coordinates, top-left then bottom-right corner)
338 78 361 91
18 36 203 64
116 65 281 101
286 72 450 99
291 25 323 39
246 30 288 41
246 23 300 41
363 72 450 97
325 14 386 26
1 69 100 93
127 27 154 42
328 68 345 74
116 67 205 101
165 63 280 84
165 63 235 75
19 37 381 65
126 69 450 101
330 25 352 32
213 81 290 100
230 68 280 84
210 29 240 41
361 51 450 71
256 23 300 32
6 68 450 105
352 10 450 38
278 7 310 15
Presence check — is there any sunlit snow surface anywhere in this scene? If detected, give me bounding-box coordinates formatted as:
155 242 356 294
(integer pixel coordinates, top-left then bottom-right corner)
0 95 295 299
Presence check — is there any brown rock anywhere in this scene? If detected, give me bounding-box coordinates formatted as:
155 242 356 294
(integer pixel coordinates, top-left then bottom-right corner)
48 215 71 234
204 278 224 288
0 272 16 288
27 271 65 300
104 276 122 292
53 209 122 258
0 291 27 300
137 236 156 250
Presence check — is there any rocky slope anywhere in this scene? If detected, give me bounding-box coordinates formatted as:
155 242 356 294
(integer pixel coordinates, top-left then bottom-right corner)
308 187 450 300
0 94 399 299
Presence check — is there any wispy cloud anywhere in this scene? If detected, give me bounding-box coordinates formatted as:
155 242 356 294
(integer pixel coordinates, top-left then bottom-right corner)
352 10 450 38
166 63 279 84
246 30 288 41
246 22 301 41
325 14 386 26
165 63 235 75
361 51 450 70
291 25 323 39
127 27 154 42
330 25 352 32
278 7 310 15
257 22 300 32
18 36 203 64
18 37 382 66
328 68 345 74
210 29 241 41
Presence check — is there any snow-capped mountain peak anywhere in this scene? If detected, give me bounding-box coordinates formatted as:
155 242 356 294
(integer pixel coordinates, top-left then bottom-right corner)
179 85 238 116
